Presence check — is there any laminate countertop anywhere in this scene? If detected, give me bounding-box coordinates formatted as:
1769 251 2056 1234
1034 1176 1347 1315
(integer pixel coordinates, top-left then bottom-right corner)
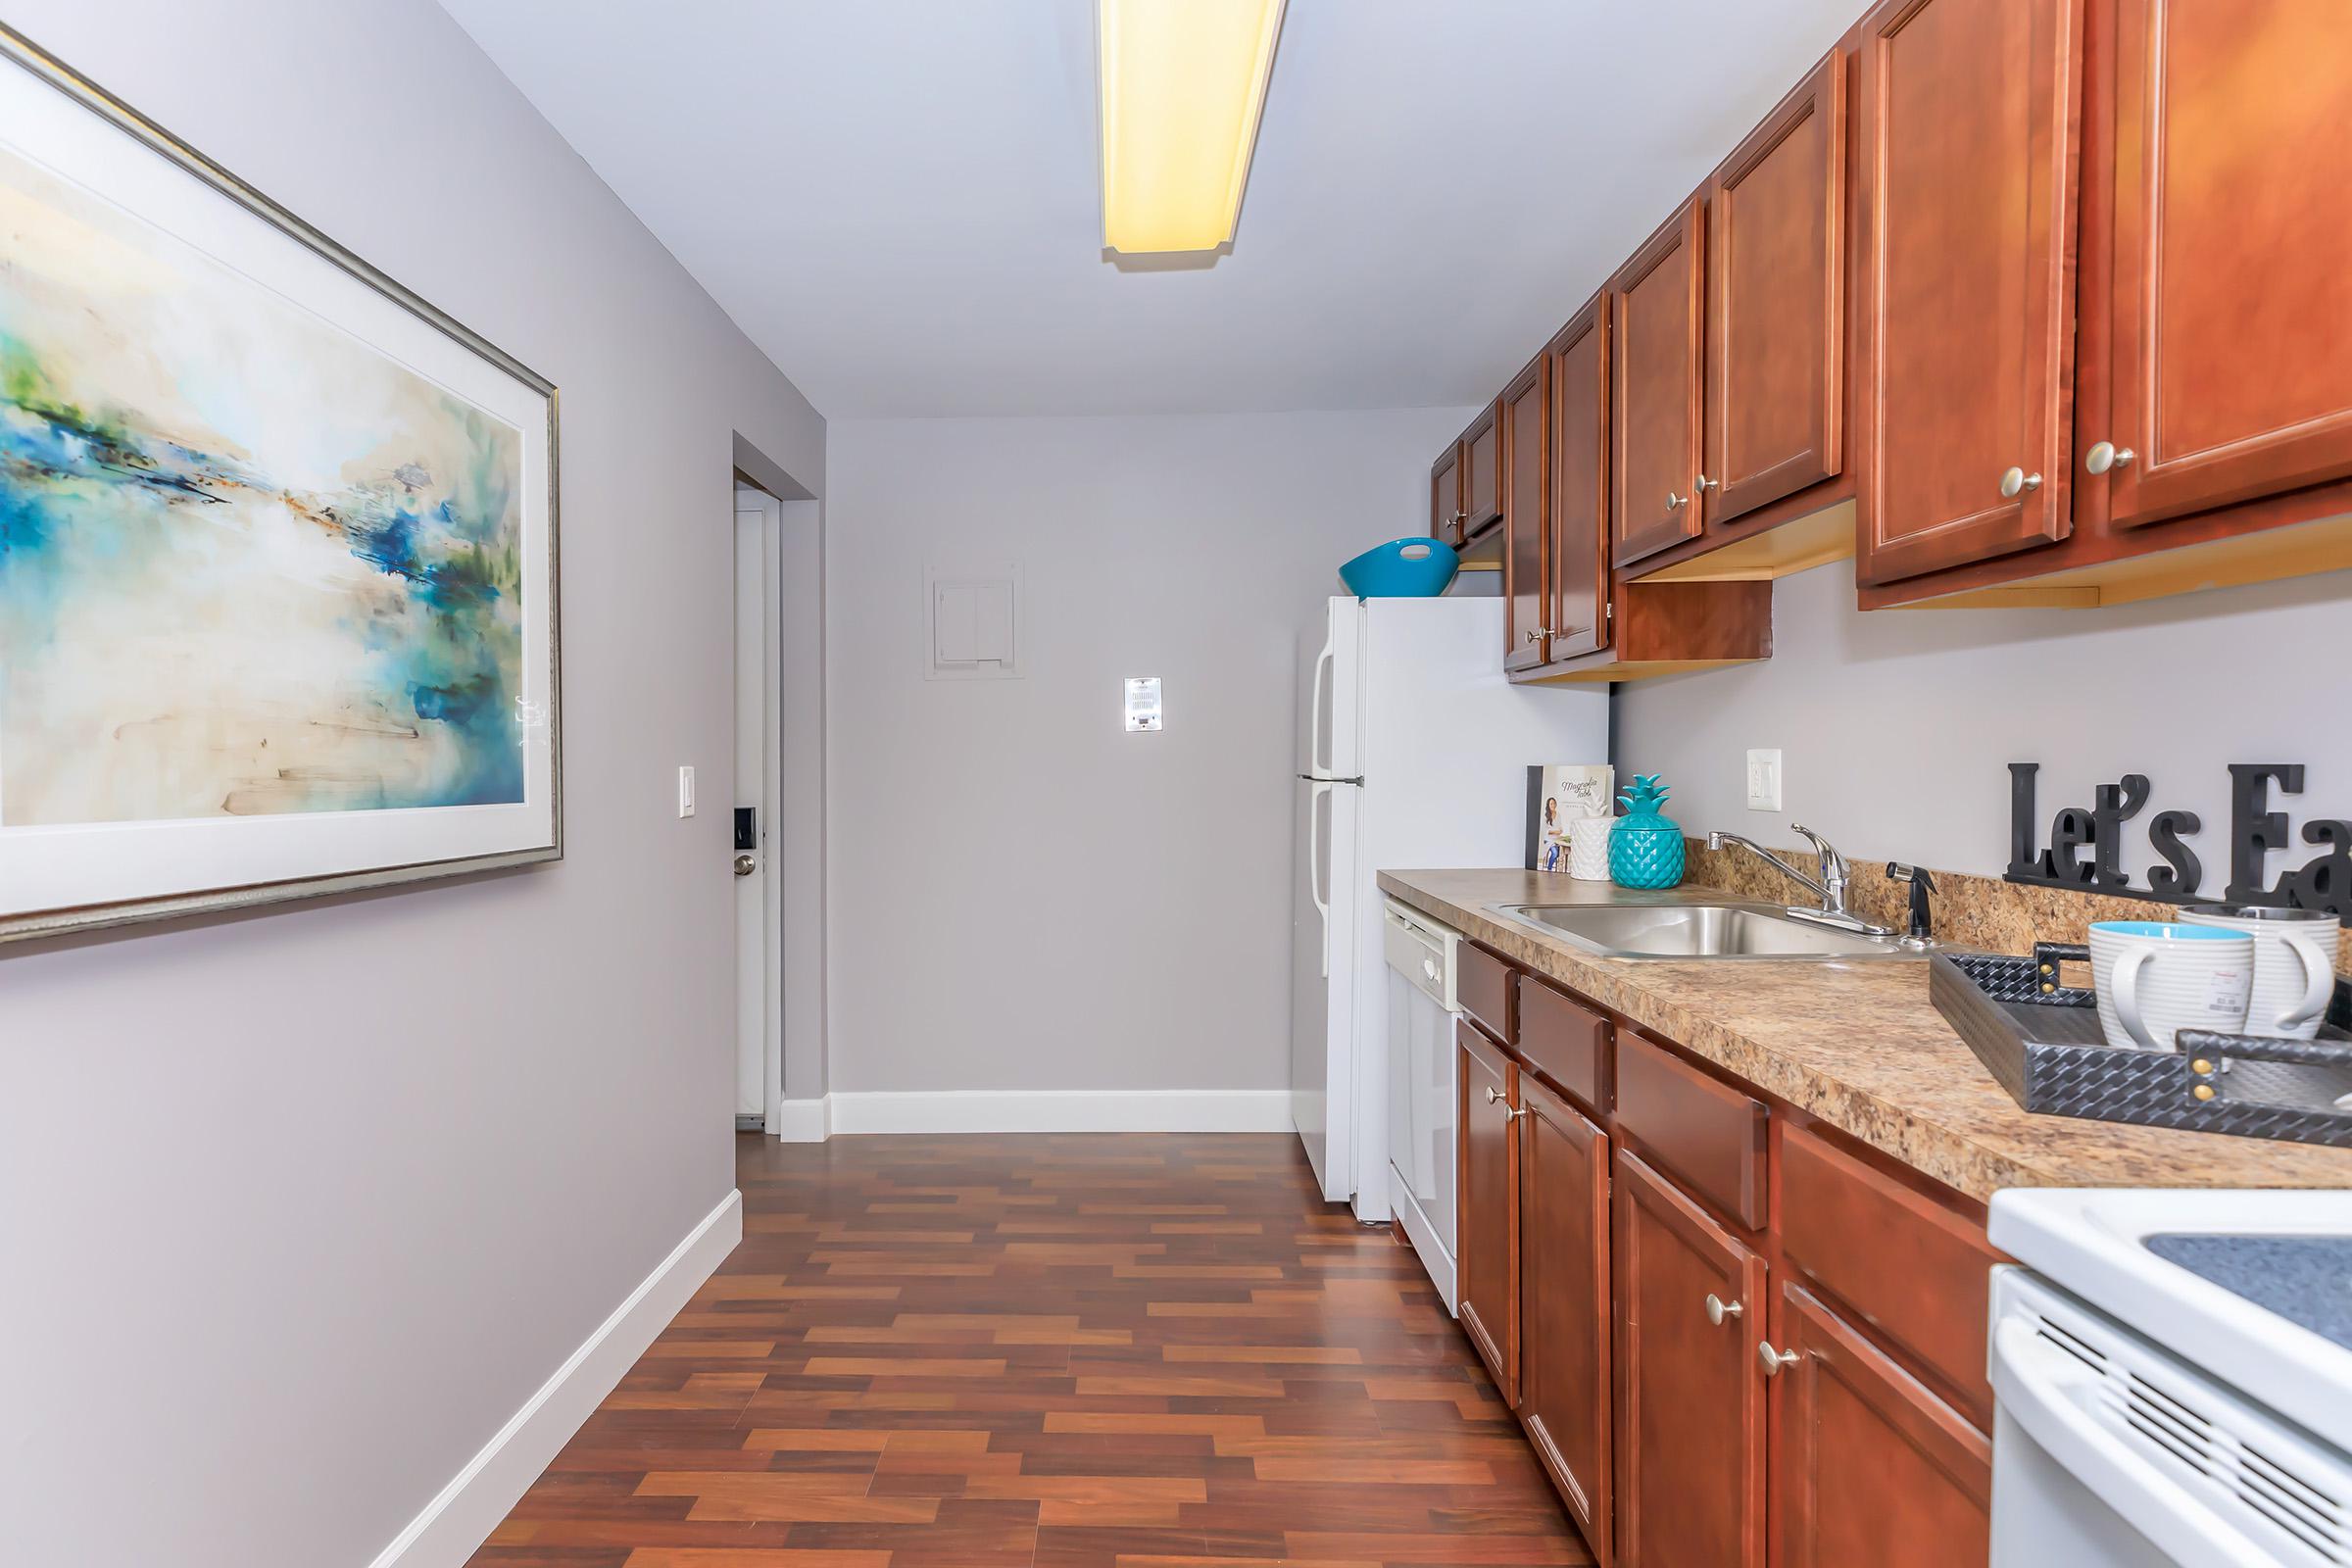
1379 868 2352 1203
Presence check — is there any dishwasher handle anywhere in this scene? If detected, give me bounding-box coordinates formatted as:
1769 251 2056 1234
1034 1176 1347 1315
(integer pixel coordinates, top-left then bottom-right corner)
1383 902 1460 1009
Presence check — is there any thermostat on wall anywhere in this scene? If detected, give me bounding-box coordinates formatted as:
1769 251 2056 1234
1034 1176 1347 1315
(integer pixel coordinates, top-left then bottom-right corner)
1124 677 1162 732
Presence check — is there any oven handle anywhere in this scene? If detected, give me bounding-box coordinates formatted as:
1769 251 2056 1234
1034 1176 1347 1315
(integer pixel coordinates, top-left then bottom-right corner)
1989 1316 2276 1567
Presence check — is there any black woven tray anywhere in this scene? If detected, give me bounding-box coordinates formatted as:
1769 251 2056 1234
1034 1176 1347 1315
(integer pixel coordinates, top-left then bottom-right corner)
1932 944 2352 1149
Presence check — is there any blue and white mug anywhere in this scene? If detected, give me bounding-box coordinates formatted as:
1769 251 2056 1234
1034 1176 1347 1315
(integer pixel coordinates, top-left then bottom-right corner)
2087 921 2254 1054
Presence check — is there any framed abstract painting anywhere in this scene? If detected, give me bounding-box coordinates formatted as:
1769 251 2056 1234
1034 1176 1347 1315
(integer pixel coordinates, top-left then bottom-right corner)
0 26 562 942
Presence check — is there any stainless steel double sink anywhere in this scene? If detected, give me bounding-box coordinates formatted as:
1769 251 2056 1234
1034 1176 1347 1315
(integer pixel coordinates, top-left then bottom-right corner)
1487 900 1928 961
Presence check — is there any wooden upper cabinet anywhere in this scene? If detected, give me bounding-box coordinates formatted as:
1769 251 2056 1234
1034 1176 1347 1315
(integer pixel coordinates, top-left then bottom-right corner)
1707 49 1846 526
2096 0 2352 531
1612 200 1707 567
1613 1149 1766 1568
1457 1018 1520 1404
1853 0 2083 585
1431 443 1464 546
1519 1075 1613 1561
1463 403 1503 536
1546 295 1611 662
1501 357 1551 671
1772 1283 1991 1568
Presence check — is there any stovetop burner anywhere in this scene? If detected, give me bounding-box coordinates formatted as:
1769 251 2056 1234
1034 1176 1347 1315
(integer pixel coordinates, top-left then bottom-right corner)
2142 1233 2352 1352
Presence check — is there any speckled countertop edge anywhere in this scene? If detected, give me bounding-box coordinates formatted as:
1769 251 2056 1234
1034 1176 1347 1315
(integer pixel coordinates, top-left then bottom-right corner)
1379 868 2352 1203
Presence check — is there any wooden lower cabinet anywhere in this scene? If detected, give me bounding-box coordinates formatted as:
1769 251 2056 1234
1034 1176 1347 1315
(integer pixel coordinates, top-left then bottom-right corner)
1613 1149 1767 1568
1771 1282 1992 1567
1517 1074 1612 1558
1457 1018 1520 1404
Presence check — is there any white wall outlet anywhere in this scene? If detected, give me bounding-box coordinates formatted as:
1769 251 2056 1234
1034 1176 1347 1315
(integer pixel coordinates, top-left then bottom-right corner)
1745 749 1783 811
677 764 697 818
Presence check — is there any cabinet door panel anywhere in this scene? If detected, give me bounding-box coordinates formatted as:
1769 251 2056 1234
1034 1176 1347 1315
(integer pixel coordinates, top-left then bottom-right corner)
1774 1283 1991 1568
1464 405 1502 533
1612 202 1706 566
1431 446 1463 546
1613 1150 1765 1568
1547 296 1611 661
2102 0 2352 529
1519 1076 1612 1559
1709 49 1846 525
1457 1018 1518 1403
1854 0 2082 584
1502 359 1550 671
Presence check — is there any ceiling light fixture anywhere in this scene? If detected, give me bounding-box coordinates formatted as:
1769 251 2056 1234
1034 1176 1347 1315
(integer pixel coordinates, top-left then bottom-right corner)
1096 0 1288 255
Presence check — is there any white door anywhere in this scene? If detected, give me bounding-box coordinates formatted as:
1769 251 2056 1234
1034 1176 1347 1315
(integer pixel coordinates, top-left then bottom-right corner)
733 497 773 1123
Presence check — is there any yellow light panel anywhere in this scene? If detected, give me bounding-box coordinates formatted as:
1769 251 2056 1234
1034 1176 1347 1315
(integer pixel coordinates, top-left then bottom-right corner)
1097 0 1287 255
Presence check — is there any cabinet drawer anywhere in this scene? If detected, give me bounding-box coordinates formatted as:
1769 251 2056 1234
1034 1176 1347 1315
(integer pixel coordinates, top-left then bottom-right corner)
1517 975 1607 1115
1778 1123 2001 1424
1457 942 1515 1044
1612 1031 1767 1230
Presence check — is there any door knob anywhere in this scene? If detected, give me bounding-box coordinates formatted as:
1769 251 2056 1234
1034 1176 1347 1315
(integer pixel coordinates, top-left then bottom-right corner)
2084 441 2136 475
1758 1342 1803 1377
733 853 758 877
1998 466 2043 499
1705 1293 1743 1326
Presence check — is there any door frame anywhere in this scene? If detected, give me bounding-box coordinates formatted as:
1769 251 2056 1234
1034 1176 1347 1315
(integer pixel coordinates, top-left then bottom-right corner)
734 483 786 1130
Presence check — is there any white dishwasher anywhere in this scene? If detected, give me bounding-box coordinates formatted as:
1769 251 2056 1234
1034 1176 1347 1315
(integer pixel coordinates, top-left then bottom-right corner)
1383 898 1462 1313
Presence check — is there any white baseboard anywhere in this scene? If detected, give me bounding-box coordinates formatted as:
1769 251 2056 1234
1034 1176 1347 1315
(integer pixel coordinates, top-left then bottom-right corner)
770 1097 831 1143
820 1088 1293 1135
368 1189 743 1568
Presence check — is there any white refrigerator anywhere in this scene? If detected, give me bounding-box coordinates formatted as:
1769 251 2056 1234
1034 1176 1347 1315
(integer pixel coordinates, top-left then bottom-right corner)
1291 595 1609 1222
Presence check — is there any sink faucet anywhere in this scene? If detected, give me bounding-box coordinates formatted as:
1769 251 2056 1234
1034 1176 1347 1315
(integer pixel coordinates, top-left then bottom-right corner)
1706 824 1894 937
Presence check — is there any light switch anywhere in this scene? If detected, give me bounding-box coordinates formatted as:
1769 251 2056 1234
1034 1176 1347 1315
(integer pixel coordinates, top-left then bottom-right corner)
677 764 697 818
1745 749 1782 811
1124 677 1163 732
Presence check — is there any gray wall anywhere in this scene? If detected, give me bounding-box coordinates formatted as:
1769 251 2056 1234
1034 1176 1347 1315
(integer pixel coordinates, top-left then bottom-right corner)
1618 559 2352 888
824 410 1472 1095
0 4 822 1564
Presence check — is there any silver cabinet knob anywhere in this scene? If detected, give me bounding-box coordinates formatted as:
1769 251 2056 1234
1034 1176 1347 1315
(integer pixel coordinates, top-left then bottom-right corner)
1758 1343 1803 1377
2084 441 2136 475
1705 1293 1743 1326
1505 1105 1534 1122
1998 466 2043 499
1666 491 1687 511
1485 1086 1505 1103
1526 628 1544 644
1694 473 1717 492
734 853 758 877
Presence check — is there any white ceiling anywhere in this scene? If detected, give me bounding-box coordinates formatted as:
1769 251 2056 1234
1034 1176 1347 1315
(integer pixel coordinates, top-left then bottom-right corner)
440 0 1857 419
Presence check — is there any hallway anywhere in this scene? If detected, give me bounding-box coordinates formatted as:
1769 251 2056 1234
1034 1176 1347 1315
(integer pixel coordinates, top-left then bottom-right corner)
468 1134 1587 1566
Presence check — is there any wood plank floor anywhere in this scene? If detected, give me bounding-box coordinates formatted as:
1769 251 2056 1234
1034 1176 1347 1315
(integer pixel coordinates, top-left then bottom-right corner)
468 1132 1588 1568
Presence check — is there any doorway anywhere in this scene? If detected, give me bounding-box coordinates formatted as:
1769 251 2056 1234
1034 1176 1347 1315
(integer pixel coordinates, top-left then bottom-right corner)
734 484 782 1130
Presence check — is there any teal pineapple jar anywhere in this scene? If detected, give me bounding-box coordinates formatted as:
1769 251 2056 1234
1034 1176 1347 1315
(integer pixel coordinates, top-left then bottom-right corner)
1608 774 1686 889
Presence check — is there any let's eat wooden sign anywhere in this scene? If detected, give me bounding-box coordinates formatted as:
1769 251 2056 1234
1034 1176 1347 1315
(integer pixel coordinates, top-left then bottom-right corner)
2007 763 2351 916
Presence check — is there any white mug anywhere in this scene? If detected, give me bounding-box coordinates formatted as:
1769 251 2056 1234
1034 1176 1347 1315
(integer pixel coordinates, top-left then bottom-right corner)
2180 905 2339 1041
2088 921 2254 1054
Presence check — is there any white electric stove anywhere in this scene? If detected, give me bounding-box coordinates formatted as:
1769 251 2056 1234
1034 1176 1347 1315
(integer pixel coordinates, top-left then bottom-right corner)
1987 1189 2352 1567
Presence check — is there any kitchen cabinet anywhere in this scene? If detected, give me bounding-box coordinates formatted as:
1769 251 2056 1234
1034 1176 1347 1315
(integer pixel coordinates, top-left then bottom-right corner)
1610 200 1707 568
1705 48 1846 528
1457 1017 1519 1403
1462 402 1502 538
1500 354 1551 671
1861 0 2352 607
1613 1148 1766 1568
1770 1282 1991 1568
1852 0 2082 586
1517 1073 1612 1558
2094 0 2352 531
1441 942 2008 1568
1430 443 1463 547
1544 295 1610 663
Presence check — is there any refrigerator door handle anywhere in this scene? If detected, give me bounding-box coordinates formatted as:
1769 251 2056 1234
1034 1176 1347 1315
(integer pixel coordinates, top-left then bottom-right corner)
1306 779 1333 976
1307 630 1336 778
